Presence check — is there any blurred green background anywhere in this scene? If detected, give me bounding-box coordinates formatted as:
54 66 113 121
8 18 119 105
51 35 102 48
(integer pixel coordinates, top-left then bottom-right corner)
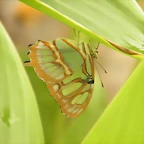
0 0 144 143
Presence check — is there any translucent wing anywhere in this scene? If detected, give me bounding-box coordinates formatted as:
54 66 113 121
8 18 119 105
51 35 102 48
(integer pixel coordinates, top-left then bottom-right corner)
24 38 94 118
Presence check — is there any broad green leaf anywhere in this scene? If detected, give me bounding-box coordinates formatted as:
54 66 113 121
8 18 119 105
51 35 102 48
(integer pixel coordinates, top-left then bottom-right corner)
83 60 144 144
0 22 44 144
19 0 144 58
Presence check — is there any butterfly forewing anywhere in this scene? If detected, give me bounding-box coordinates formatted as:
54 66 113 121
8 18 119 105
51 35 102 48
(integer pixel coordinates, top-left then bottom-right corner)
25 38 94 118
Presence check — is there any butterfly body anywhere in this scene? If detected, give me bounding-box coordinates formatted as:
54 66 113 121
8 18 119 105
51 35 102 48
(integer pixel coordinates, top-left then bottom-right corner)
25 38 96 118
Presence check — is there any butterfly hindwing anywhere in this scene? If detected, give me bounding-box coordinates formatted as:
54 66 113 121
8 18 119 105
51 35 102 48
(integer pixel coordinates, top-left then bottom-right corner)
25 38 94 118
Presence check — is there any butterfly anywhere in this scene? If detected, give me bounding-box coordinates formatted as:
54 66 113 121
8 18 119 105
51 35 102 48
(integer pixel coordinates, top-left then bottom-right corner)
24 38 101 118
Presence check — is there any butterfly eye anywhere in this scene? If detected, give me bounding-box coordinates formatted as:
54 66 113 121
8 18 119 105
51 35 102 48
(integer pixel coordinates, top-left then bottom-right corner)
28 44 33 47
95 50 98 53
24 60 30 64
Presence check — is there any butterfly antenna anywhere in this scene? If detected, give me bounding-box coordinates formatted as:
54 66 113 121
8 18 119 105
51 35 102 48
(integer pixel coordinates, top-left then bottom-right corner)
94 60 104 87
95 60 107 73
94 61 104 87
93 42 107 73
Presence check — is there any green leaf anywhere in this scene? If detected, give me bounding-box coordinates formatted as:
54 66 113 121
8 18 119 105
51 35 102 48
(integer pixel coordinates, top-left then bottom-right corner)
19 0 144 58
82 60 144 144
0 22 44 143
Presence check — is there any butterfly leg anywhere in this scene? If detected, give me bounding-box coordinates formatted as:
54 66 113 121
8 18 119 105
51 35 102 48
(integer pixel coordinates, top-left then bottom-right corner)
73 28 80 46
